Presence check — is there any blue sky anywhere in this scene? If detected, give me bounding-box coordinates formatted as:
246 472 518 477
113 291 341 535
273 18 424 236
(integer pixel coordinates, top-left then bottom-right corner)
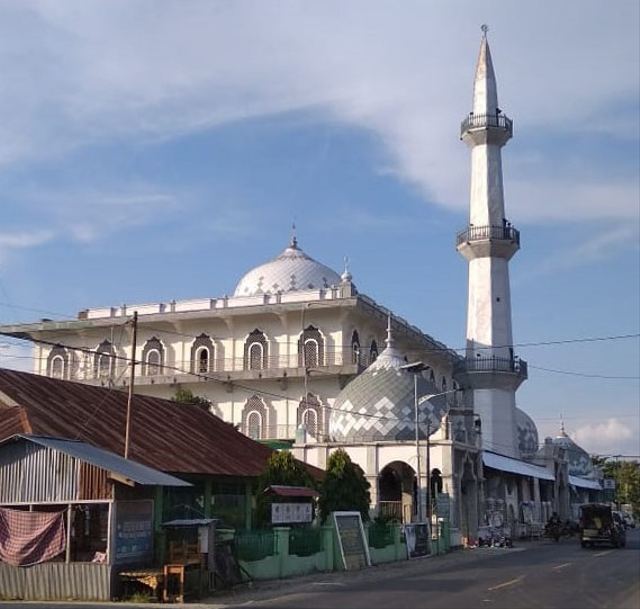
0 0 638 459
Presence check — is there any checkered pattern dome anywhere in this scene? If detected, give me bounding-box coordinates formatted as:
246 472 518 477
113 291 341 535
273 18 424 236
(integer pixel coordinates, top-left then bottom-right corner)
516 408 539 458
329 345 447 442
552 428 593 477
234 238 342 297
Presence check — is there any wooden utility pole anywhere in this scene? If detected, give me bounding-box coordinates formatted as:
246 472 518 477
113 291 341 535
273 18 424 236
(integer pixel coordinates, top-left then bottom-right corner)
124 311 138 458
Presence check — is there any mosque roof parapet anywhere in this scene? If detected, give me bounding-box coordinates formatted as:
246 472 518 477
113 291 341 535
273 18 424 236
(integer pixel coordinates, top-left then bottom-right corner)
0 238 460 370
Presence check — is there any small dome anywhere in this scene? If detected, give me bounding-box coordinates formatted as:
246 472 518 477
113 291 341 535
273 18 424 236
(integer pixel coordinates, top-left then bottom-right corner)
329 320 447 442
552 424 593 477
234 237 342 297
516 408 539 458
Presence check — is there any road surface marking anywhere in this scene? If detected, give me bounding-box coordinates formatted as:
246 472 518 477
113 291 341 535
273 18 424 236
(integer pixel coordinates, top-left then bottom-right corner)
487 576 523 591
553 563 572 570
595 550 613 557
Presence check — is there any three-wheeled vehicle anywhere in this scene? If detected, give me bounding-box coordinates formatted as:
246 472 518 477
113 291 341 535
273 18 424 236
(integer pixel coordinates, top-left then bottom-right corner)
578 503 626 548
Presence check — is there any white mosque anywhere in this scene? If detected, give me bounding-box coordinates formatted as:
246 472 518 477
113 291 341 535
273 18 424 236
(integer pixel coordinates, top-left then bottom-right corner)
0 31 602 545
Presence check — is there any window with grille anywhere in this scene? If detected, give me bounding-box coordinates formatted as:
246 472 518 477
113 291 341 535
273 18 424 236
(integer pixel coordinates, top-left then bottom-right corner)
51 355 65 379
146 350 161 375
244 329 267 370
47 346 68 379
94 340 116 379
297 394 322 440
197 348 209 373
242 395 267 440
142 337 164 376
249 342 263 369
370 340 379 363
247 411 262 439
298 325 324 368
304 339 318 368
351 331 360 364
302 408 318 438
191 334 215 374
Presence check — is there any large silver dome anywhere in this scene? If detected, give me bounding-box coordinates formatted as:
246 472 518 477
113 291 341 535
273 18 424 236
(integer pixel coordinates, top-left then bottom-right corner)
234 237 342 297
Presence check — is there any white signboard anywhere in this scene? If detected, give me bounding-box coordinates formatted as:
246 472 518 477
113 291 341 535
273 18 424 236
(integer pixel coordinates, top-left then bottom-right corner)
271 502 313 524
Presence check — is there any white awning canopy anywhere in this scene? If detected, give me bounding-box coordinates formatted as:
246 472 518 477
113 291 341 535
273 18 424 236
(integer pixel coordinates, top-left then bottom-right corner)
483 451 555 481
569 475 602 490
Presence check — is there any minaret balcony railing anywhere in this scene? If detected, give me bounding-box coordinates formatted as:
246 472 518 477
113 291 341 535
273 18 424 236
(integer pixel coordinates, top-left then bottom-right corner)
454 355 528 379
456 224 520 248
460 112 513 138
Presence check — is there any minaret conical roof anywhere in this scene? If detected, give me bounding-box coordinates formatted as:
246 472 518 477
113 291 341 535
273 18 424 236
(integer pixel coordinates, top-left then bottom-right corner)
472 30 500 116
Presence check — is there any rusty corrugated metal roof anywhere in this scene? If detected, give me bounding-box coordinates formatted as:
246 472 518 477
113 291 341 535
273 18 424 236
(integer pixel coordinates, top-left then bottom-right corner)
0 368 292 479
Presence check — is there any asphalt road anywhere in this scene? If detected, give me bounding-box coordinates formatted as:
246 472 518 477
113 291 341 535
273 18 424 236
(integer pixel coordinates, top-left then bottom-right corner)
2 530 638 609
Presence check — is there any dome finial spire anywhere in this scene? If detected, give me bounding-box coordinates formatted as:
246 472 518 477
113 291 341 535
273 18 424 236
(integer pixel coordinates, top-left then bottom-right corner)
290 221 298 249
341 255 352 283
481 23 489 37
386 314 395 349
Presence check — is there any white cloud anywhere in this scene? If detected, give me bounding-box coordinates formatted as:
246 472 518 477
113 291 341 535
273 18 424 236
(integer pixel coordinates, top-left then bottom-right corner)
573 418 640 457
0 0 637 224
518 223 639 284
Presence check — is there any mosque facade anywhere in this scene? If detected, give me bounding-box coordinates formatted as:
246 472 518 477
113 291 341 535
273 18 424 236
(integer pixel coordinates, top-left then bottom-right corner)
0 32 603 544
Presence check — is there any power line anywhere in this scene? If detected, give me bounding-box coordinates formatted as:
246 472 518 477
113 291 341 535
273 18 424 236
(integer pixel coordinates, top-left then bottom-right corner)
527 364 640 380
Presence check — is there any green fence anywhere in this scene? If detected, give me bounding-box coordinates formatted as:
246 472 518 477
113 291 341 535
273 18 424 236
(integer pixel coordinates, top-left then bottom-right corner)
234 529 276 562
368 521 395 549
289 527 323 556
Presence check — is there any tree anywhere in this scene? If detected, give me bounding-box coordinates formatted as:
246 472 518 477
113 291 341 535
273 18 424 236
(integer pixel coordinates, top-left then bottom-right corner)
254 451 317 528
171 387 211 411
318 448 371 524
592 455 640 517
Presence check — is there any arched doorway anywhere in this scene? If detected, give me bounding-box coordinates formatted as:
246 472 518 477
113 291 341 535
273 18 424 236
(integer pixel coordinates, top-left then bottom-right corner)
378 461 416 523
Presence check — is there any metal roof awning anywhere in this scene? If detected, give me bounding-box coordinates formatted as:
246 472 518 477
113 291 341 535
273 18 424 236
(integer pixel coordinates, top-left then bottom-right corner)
569 475 602 490
263 485 318 497
483 451 555 481
5 434 192 487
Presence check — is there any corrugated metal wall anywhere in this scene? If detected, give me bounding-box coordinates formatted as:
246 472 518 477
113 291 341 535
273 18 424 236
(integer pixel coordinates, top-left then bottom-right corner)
0 442 111 503
0 563 112 601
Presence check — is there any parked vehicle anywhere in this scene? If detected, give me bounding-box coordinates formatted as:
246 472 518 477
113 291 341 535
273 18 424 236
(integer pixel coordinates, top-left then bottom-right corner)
621 511 635 529
579 503 626 548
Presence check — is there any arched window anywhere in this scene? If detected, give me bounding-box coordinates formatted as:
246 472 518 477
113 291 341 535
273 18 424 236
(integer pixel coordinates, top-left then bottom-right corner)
94 340 116 379
191 333 215 374
47 346 68 379
242 395 267 438
142 337 164 376
441 376 448 392
197 348 209 374
370 340 379 364
302 408 318 438
298 325 324 368
297 394 322 440
244 329 268 370
429 369 436 384
246 411 262 439
351 330 361 364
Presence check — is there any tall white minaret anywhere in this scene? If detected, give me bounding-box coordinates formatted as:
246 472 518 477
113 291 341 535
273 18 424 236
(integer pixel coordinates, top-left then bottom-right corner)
456 27 527 458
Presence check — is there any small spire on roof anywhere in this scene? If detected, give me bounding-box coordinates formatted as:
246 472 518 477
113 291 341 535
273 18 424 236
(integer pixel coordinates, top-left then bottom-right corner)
385 314 395 349
341 255 352 283
481 23 489 37
558 416 568 437
290 222 298 249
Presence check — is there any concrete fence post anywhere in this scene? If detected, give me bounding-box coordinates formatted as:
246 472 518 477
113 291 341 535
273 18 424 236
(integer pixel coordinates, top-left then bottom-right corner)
273 527 290 578
321 525 335 572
